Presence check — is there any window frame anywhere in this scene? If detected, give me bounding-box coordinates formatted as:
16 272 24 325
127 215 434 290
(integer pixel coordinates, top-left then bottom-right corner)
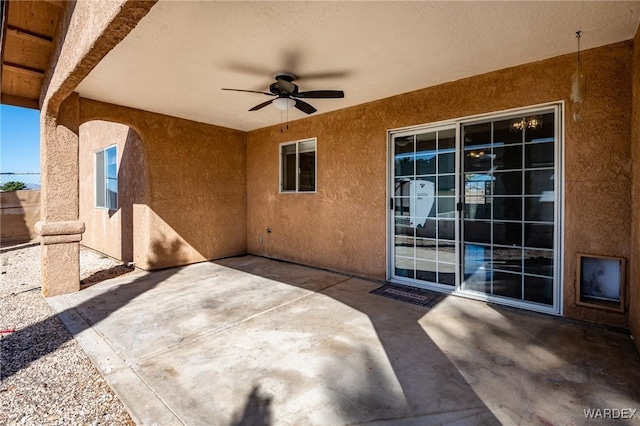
95 145 118 210
279 138 317 194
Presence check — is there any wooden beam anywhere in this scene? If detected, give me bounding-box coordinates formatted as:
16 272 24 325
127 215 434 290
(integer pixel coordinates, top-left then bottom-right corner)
6 25 54 46
3 62 45 78
1 0 9 72
43 1 65 8
0 93 39 109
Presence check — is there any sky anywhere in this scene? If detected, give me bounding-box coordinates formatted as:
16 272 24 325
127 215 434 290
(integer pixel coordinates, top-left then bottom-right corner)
1 105 41 173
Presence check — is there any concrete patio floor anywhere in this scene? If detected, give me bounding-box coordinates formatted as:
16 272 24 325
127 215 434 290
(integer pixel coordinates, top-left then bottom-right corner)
47 255 640 425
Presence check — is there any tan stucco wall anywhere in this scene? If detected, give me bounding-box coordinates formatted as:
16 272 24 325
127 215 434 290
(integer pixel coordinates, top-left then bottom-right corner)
247 41 633 327
79 99 247 270
79 120 147 264
0 190 40 244
630 28 640 349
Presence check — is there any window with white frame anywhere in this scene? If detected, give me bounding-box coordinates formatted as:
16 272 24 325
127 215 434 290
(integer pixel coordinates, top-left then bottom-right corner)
280 139 316 192
95 146 118 210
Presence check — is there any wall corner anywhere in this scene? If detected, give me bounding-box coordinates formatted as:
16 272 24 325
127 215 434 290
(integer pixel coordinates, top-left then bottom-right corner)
629 24 640 352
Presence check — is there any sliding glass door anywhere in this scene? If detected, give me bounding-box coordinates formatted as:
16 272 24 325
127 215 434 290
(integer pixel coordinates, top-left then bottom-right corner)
392 126 458 290
389 105 561 314
461 111 558 309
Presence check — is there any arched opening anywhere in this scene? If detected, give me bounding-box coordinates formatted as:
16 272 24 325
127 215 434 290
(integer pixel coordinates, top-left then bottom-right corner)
78 120 148 267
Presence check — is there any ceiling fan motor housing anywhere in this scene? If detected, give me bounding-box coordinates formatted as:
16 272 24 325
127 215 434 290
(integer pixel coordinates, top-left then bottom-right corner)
270 82 295 96
271 73 298 96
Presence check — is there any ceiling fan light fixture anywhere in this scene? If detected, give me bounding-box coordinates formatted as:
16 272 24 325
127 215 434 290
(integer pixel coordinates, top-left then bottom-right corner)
273 97 296 110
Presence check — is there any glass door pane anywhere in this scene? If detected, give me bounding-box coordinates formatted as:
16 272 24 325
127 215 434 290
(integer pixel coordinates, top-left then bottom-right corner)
460 111 556 307
393 127 457 287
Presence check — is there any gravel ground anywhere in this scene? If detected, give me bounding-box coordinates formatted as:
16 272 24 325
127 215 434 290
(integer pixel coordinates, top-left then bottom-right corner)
1 244 138 425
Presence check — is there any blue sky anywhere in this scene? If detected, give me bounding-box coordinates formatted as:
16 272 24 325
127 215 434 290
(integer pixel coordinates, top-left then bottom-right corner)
1 105 41 173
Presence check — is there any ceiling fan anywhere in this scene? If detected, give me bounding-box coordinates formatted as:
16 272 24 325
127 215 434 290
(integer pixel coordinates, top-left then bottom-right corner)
222 72 344 115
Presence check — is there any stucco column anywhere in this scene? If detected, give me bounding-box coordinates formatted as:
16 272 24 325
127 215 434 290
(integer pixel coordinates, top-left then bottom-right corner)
36 93 85 297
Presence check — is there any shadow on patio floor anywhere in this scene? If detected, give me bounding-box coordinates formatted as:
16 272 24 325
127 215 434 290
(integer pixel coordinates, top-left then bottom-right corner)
31 254 640 424
1 239 186 381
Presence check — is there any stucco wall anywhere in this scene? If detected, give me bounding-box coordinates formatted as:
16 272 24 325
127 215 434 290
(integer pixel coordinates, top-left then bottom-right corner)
0 190 40 245
247 41 633 327
79 99 247 270
630 28 640 349
79 121 147 264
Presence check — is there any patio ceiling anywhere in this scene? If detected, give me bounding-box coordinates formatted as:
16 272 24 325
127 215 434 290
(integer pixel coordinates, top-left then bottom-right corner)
76 1 640 132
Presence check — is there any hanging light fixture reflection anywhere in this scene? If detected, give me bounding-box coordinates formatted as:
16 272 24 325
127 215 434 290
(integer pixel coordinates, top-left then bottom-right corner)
571 31 585 121
510 116 542 132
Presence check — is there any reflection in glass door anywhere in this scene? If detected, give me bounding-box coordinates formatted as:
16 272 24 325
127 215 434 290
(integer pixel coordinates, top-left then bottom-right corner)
461 112 557 308
392 127 458 288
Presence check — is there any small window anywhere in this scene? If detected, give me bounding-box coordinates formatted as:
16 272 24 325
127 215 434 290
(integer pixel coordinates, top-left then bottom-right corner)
95 146 118 209
280 139 316 192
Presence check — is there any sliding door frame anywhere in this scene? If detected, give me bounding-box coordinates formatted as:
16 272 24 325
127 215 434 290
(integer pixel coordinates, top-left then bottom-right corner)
388 123 461 293
386 102 564 315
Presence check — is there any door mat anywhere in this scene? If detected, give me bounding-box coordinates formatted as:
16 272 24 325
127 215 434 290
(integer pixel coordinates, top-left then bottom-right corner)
370 284 444 308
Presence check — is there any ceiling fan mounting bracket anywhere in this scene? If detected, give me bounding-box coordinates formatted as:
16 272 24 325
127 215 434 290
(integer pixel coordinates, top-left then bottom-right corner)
273 72 296 82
